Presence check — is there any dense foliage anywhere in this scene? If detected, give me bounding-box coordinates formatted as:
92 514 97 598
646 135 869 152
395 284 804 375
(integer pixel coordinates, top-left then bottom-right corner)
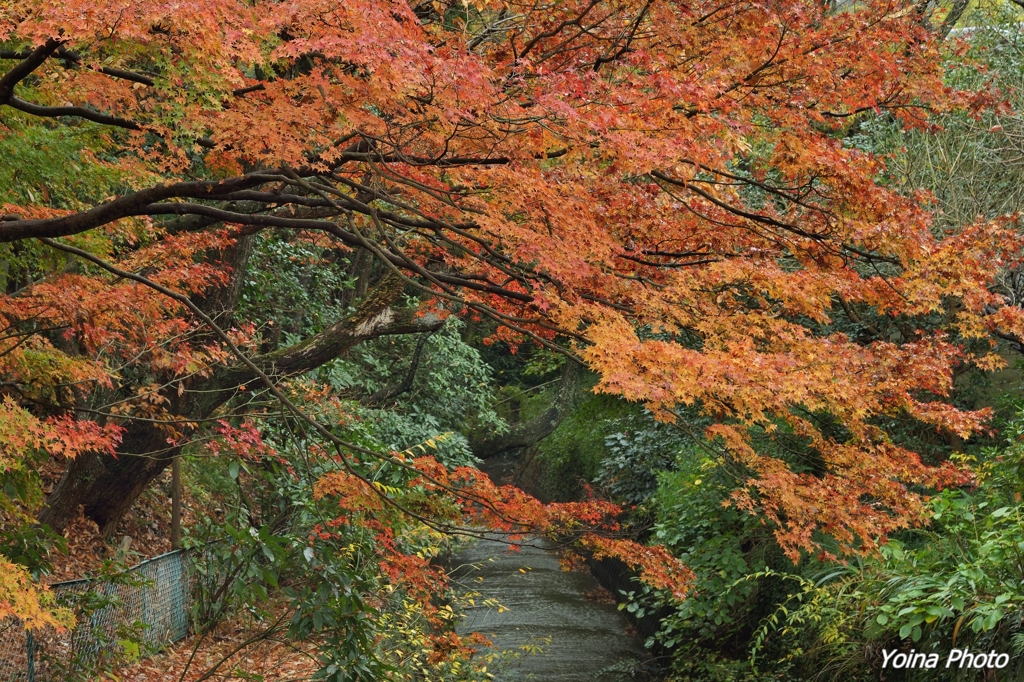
553 6 1024 680
2 0 1024 679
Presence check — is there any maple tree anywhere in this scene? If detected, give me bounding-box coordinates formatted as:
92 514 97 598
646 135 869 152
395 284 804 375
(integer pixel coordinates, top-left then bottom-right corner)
0 556 71 628
1 0 1023 645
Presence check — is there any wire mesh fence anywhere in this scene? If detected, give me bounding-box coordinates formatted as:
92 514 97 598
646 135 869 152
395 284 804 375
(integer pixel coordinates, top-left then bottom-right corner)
0 549 190 682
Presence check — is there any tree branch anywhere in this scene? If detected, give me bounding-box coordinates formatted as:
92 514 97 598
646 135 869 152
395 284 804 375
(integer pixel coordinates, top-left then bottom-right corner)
0 175 274 242
207 271 445 399
1 46 156 86
0 38 61 103
7 96 142 129
364 332 433 406
470 360 583 459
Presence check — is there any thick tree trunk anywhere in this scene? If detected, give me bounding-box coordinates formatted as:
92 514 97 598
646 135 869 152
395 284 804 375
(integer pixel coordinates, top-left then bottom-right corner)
39 416 190 536
470 360 583 460
200 233 255 324
39 273 444 536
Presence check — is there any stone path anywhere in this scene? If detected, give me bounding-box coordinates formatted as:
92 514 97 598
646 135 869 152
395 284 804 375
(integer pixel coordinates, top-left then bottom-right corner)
451 535 650 681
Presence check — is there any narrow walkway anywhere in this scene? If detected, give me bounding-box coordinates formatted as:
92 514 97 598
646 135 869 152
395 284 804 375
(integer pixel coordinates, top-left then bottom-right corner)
450 535 650 682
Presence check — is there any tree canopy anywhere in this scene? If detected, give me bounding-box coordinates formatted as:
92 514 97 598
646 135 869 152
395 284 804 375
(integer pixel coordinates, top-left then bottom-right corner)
2 0 1023 644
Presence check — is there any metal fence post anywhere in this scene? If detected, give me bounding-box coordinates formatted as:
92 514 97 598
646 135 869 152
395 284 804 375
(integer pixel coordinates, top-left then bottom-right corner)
25 631 35 682
141 564 151 647
171 458 182 549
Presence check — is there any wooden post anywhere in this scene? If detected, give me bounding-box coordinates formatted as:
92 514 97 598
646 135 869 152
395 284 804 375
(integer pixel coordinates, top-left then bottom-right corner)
171 457 181 549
